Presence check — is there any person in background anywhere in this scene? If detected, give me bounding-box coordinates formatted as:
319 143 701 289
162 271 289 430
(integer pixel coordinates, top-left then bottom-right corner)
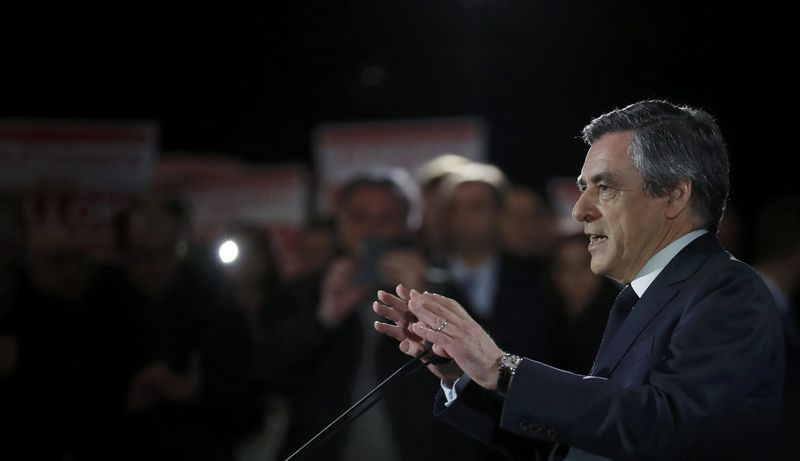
436 163 556 362
281 168 487 461
79 194 255 461
753 196 800 455
499 186 559 274
221 222 285 336
547 233 620 374
218 221 296 461
414 153 472 262
1 196 89 460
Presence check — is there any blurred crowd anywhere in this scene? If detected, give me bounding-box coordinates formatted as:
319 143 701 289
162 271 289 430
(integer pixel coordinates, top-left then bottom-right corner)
1 154 798 461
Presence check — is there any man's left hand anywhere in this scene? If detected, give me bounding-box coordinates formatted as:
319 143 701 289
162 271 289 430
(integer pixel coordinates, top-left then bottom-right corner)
407 289 504 391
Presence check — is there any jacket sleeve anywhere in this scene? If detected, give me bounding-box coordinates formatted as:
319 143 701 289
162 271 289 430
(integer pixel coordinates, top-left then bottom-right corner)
434 374 553 460
496 264 783 460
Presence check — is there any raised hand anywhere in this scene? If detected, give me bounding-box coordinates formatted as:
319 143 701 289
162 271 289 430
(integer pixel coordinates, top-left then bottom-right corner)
318 257 370 328
126 356 202 413
373 284 462 381
406 289 504 390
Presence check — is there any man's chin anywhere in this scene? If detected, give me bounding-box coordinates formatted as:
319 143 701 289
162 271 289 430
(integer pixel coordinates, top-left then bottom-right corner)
588 257 606 276
590 260 619 280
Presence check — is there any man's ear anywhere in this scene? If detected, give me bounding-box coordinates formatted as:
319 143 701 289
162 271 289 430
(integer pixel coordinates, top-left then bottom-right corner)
665 179 692 220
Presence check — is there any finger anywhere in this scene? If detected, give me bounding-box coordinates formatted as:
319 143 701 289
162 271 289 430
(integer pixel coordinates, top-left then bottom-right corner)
410 322 453 350
408 290 460 331
425 291 473 323
396 284 412 302
374 320 424 343
377 290 410 312
372 301 407 325
399 339 426 358
374 321 410 342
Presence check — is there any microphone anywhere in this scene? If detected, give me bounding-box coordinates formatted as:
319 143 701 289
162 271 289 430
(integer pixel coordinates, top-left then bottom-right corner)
283 341 451 461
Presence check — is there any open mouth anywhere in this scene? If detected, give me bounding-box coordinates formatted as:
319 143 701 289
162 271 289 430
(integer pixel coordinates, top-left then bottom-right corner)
587 233 608 246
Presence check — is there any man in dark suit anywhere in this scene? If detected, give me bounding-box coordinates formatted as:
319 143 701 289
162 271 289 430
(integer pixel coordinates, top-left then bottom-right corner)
434 162 556 363
373 100 784 460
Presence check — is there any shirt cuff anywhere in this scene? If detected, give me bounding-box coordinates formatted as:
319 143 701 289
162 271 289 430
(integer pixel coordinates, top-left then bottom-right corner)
441 374 468 407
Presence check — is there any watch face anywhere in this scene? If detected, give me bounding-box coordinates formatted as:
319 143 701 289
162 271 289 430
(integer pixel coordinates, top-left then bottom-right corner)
501 354 521 369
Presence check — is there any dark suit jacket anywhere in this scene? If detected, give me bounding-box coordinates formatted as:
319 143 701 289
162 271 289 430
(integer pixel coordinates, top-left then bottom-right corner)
434 233 785 460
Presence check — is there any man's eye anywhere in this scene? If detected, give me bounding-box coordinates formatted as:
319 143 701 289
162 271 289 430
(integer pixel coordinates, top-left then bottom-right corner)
598 185 610 192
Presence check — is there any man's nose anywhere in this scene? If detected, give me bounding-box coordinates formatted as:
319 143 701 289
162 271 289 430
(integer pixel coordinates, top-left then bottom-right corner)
572 191 599 223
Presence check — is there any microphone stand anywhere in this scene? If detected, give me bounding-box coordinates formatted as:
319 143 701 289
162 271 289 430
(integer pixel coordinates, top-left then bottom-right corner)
283 343 449 461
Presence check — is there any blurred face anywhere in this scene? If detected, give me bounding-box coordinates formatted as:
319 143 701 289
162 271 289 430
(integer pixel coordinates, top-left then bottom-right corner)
572 131 672 283
338 185 408 256
447 182 499 253
500 189 556 257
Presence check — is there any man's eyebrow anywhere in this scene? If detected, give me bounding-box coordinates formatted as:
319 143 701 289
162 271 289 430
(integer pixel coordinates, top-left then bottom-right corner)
577 172 619 190
590 172 618 185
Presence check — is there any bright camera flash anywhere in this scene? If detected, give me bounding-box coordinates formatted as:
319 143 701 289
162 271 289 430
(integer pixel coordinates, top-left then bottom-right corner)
218 239 239 264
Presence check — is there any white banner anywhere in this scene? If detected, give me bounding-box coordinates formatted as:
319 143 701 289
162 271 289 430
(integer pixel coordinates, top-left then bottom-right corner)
313 117 488 214
155 155 310 277
0 119 157 192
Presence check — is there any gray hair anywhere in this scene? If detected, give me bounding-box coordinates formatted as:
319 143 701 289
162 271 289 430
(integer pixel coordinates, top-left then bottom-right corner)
582 100 729 232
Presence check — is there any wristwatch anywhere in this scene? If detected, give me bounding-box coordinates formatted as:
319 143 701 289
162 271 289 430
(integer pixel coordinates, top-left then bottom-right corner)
496 352 522 396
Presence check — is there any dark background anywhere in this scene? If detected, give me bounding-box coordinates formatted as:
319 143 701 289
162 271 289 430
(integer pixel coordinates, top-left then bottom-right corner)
1 1 794 258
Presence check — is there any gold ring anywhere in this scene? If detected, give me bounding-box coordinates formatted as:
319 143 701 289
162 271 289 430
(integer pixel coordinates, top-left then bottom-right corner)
435 320 448 332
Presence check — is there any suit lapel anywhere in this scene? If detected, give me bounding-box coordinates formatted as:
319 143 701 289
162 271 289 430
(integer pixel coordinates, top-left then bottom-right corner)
592 285 678 377
592 233 723 377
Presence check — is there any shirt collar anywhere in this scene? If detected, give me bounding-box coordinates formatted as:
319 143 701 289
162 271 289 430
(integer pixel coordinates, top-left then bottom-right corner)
630 229 708 297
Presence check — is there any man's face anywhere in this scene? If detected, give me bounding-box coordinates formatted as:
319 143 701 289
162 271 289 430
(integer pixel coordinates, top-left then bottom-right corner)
338 185 408 256
447 182 499 252
572 131 672 283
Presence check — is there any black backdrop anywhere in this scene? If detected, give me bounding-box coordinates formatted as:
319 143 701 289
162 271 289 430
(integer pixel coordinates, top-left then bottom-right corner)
2 1 794 259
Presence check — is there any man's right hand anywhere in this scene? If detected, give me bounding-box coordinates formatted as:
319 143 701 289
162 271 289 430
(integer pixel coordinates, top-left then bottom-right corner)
318 257 370 328
373 284 463 381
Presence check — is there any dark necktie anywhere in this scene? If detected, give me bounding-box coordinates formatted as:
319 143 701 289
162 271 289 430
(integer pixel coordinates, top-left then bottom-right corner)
594 285 639 361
